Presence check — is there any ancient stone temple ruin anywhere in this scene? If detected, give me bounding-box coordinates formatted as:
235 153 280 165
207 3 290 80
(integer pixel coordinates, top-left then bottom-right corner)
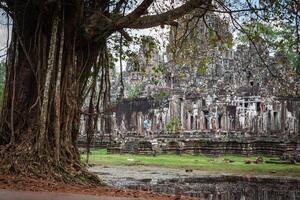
109 94 299 155
114 96 300 137
80 12 300 156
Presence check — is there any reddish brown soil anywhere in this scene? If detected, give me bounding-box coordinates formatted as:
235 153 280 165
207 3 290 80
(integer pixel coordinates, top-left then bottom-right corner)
0 176 203 200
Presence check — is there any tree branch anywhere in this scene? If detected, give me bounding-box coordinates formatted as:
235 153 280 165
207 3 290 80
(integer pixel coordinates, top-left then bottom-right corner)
0 2 11 15
119 0 211 29
113 0 128 13
114 0 154 28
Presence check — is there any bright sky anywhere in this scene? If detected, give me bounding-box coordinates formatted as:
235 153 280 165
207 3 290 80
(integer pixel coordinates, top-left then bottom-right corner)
0 17 9 60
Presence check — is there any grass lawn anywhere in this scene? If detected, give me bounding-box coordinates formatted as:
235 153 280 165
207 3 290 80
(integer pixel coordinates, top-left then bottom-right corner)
81 149 300 177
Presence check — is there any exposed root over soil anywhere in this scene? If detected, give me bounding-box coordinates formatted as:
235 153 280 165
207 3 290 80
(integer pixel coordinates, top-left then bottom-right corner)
0 144 101 185
0 144 203 199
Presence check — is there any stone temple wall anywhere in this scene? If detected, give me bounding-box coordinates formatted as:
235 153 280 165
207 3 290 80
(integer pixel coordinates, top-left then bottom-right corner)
106 95 300 156
113 96 299 137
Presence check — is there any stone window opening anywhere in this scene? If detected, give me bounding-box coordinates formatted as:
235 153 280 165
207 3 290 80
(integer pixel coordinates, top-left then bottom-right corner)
203 111 209 130
202 99 206 107
218 114 222 129
191 116 194 130
204 117 209 130
231 116 236 130
256 102 261 112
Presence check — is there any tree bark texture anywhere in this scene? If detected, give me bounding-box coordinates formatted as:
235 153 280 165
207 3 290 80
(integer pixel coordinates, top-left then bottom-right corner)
0 1 104 182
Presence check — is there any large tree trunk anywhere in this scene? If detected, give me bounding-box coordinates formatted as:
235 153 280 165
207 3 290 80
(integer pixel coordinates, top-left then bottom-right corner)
0 1 104 183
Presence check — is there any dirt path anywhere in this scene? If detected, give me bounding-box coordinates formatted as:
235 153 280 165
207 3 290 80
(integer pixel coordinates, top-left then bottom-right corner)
0 175 201 200
0 190 138 200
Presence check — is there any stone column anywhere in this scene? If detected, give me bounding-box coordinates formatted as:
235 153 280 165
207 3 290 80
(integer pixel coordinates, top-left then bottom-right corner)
199 111 204 130
180 97 185 130
187 112 191 130
192 102 198 130
137 112 143 135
